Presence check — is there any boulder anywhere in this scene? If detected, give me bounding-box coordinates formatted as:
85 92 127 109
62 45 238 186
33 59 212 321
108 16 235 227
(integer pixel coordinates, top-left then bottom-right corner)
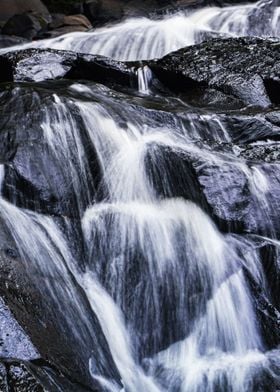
148 37 280 108
0 85 101 218
0 48 135 85
46 14 92 37
2 12 49 40
84 0 124 24
0 0 50 23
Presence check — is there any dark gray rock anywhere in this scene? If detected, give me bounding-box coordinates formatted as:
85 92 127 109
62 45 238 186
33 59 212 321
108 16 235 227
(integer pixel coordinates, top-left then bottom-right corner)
0 364 8 392
0 0 50 23
245 267 280 349
0 85 100 217
1 37 279 111
2 13 49 40
84 0 124 25
0 48 135 86
239 143 280 162
195 159 280 237
0 220 121 391
149 37 280 108
7 363 44 392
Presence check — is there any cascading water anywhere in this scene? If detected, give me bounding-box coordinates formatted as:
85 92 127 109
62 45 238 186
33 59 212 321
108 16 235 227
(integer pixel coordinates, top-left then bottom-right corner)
0 0 280 390
2 0 279 60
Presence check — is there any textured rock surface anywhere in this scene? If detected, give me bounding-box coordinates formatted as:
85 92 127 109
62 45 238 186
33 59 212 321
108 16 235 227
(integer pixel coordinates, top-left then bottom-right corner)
149 37 280 108
0 48 135 85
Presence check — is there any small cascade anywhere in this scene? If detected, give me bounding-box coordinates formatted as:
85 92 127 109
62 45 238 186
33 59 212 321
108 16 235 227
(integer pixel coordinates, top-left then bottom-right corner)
1 0 279 60
137 66 153 94
3 0 277 61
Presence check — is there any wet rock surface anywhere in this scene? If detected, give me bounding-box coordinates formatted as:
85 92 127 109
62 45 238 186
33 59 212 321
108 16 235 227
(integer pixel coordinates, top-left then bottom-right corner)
0 48 135 86
1 36 279 110
0 224 120 391
149 37 280 108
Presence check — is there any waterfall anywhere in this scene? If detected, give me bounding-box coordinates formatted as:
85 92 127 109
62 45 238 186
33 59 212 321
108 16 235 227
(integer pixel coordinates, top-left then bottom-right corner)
137 66 153 94
0 0 279 390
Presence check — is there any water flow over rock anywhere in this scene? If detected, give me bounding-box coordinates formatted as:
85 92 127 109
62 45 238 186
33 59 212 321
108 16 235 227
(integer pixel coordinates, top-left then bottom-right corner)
0 0 279 391
4 0 278 61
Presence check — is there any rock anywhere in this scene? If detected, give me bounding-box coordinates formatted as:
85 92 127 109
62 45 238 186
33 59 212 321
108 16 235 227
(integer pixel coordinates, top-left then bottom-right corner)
145 143 211 214
7 363 44 392
61 14 91 28
2 12 49 40
0 219 121 390
0 0 50 23
239 143 280 162
49 13 91 30
84 0 124 25
218 112 280 144
0 297 39 361
43 0 84 14
0 84 101 218
1 37 279 111
46 14 92 38
195 159 280 236
245 268 280 349
149 37 280 108
257 239 280 311
0 364 8 392
0 48 135 85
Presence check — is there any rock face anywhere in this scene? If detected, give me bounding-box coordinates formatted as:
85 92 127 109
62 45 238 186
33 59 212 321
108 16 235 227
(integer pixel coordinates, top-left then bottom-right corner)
149 37 280 108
